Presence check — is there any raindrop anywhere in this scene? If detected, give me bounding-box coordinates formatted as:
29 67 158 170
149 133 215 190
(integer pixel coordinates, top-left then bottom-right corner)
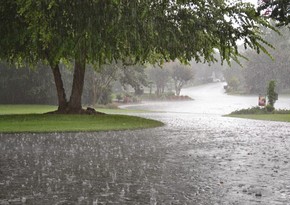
120 187 125 198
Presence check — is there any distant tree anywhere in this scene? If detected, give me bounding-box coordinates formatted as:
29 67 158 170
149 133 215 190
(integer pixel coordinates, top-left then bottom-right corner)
0 1 273 113
147 66 170 96
119 65 148 96
0 62 57 104
222 56 246 93
84 64 119 105
243 26 290 94
84 63 148 105
169 62 194 96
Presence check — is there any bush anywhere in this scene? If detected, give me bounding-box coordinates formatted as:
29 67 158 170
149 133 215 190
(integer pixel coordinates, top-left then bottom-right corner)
267 80 278 108
116 94 123 102
230 106 268 114
275 109 290 114
265 104 275 112
230 106 290 115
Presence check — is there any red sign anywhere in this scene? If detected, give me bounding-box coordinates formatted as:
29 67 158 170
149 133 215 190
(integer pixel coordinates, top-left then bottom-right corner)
258 96 266 106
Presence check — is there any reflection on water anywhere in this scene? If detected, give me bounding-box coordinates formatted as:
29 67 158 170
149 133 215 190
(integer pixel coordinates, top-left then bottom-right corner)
1 83 290 204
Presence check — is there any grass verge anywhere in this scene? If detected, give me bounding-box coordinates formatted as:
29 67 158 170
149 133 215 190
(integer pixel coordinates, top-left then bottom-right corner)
227 114 290 123
226 106 290 123
0 104 150 115
0 105 164 133
0 104 57 115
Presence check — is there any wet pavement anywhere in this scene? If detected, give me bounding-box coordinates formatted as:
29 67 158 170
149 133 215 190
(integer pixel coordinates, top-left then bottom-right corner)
1 83 290 205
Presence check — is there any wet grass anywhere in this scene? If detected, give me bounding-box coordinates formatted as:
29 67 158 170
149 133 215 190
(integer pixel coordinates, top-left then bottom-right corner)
0 104 149 115
0 105 164 133
228 114 290 123
0 104 57 114
0 114 164 133
227 106 290 123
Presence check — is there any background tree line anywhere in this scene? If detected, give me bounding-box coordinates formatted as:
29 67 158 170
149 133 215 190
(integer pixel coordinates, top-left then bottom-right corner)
0 61 147 105
223 25 290 95
0 60 197 105
3 23 289 104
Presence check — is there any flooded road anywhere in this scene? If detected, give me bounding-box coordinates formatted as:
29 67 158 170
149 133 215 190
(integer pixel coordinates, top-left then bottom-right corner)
128 82 290 115
1 83 290 204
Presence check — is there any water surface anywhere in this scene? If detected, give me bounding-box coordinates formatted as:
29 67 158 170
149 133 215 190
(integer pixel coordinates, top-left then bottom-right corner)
1 83 290 205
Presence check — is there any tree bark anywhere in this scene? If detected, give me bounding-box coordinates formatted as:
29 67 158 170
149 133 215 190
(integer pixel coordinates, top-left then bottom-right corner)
68 55 86 113
51 64 68 111
92 72 97 106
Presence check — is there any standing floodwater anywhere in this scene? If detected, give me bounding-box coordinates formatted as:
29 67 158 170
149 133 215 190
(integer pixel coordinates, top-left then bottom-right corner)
1 83 290 204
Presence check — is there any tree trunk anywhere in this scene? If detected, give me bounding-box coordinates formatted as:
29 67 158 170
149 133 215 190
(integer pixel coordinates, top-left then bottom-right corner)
176 88 181 96
51 64 68 111
68 55 86 113
175 81 183 96
92 72 97 106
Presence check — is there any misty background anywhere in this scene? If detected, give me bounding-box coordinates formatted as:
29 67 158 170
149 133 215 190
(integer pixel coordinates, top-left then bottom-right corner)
1 25 289 106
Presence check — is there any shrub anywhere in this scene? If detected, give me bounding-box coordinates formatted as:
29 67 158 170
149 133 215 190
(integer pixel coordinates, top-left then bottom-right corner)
116 94 123 102
265 104 275 112
230 106 268 114
267 80 278 108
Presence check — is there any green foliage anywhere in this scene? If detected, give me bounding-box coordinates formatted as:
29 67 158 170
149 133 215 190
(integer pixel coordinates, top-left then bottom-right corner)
0 62 57 104
147 66 170 96
116 94 123 102
265 104 275 112
1 1 274 67
169 61 194 96
230 106 269 115
258 0 290 27
227 77 240 92
0 0 276 110
224 26 290 94
267 80 278 107
119 64 148 95
230 106 290 115
274 109 290 114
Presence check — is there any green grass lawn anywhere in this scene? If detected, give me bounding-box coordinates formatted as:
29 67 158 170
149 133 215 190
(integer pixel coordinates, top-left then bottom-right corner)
0 104 57 114
0 104 148 115
228 114 290 122
0 104 164 133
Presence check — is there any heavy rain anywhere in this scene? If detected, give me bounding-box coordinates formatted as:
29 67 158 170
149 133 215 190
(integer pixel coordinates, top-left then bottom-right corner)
1 83 290 204
1 0 290 205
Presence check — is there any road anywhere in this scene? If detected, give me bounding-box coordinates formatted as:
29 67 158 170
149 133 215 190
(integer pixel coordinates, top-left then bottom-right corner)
1 83 290 204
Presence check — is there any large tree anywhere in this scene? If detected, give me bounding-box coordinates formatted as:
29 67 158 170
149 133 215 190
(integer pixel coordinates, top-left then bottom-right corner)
0 0 272 113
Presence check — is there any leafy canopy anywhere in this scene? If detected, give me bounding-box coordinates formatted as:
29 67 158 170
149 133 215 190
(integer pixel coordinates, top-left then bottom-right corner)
258 0 290 27
0 0 272 67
